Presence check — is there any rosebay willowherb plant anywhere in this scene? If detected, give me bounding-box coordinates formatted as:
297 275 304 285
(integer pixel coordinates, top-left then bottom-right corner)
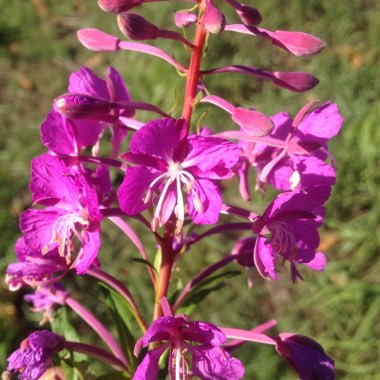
3 0 343 379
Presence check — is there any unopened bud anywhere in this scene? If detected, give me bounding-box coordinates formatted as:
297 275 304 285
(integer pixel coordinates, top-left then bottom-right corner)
236 4 262 25
273 71 319 92
97 0 142 13
232 237 256 267
77 28 120 51
204 2 226 34
231 107 274 137
55 94 111 119
117 12 158 40
272 30 326 56
174 11 197 28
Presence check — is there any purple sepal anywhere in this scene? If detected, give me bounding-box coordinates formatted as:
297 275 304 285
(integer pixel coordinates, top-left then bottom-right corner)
276 333 335 380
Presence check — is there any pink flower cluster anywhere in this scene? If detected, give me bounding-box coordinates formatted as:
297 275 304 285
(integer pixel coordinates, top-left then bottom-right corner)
4 1 341 379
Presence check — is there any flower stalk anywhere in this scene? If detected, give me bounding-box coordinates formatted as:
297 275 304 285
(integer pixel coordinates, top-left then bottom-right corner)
182 0 208 126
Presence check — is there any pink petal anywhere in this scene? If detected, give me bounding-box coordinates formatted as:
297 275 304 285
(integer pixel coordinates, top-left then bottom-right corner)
118 166 158 215
253 236 278 280
188 179 222 224
129 118 179 160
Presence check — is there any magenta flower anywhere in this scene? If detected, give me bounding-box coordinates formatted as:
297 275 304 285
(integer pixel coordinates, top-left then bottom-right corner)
41 109 104 156
133 314 244 380
252 185 331 281
254 102 342 191
68 66 133 117
5 260 65 292
24 283 68 324
118 118 239 235
5 237 67 291
6 330 64 380
232 102 342 194
21 154 102 274
67 65 134 156
275 333 335 380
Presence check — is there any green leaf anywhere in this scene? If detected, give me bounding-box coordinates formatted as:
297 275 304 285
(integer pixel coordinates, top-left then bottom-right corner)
177 271 241 315
59 351 89 380
154 247 162 274
51 307 86 362
131 258 157 273
100 283 138 370
95 371 131 379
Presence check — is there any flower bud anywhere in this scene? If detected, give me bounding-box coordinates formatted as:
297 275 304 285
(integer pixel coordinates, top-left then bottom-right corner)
273 71 319 92
231 107 274 137
236 4 262 25
275 333 335 379
174 11 197 28
55 94 111 119
117 12 159 40
204 2 226 34
97 0 142 13
77 28 120 51
272 30 326 56
232 237 256 267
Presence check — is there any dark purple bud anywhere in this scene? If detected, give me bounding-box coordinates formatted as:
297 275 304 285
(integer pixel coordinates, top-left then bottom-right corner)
174 11 197 28
77 28 120 51
232 237 256 267
273 71 319 92
236 4 262 25
204 1 226 34
272 30 326 56
117 12 159 40
55 94 111 119
97 0 142 13
276 333 335 380
232 107 274 136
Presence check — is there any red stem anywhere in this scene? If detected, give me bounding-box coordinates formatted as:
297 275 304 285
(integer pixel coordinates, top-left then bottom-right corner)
152 2 208 321
181 1 207 127
153 224 176 320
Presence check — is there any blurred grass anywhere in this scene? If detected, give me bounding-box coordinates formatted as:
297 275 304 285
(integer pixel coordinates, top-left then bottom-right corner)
1 0 379 378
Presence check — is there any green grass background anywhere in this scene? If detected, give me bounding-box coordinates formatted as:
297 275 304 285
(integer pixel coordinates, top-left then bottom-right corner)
0 0 379 378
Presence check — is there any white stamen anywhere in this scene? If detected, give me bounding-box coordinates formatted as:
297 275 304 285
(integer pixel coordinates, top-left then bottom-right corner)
44 210 89 261
289 170 301 189
176 348 181 380
176 177 185 223
154 177 175 223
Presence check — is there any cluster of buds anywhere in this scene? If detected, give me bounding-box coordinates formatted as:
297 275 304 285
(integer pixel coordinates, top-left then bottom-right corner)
4 0 341 379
